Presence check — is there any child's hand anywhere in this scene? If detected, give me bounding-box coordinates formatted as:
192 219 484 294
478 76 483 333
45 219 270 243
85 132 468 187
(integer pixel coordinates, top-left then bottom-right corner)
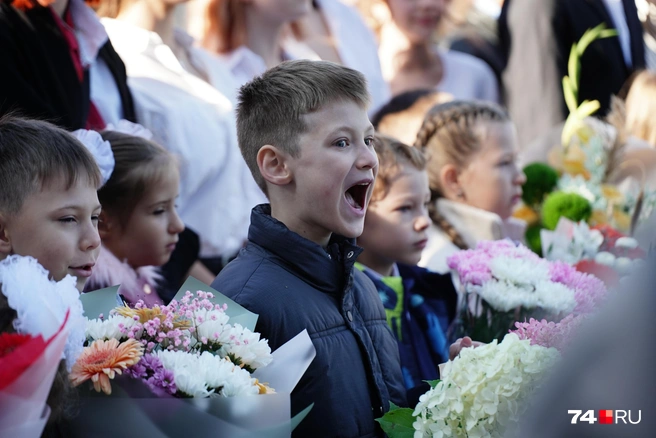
448 336 484 360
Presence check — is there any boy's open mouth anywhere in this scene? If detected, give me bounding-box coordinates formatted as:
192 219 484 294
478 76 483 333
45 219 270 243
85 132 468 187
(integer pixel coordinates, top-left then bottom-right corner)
345 180 371 210
69 263 95 277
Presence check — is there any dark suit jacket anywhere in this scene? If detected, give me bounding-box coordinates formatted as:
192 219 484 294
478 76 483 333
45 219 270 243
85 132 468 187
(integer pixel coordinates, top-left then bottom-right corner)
0 3 136 129
499 0 645 146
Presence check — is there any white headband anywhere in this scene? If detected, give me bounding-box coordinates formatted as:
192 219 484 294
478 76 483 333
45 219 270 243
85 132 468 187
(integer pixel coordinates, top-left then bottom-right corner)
72 129 115 186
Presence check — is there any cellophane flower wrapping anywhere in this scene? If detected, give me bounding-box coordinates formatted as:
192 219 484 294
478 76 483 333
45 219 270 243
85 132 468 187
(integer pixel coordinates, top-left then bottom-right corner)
72 277 316 437
447 240 607 343
412 334 560 438
0 319 69 438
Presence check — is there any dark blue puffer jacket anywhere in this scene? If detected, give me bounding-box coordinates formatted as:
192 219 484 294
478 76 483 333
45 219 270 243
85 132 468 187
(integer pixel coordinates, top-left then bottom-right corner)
211 205 407 437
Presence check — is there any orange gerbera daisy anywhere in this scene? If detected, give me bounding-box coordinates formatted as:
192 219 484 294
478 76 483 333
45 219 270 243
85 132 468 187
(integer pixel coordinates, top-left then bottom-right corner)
70 338 143 395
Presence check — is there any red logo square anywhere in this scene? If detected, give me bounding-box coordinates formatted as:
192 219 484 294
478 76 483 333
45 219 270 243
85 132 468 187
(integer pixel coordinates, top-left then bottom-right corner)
599 410 613 424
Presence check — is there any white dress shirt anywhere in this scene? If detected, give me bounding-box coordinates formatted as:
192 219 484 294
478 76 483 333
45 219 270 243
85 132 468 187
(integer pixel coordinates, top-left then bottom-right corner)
101 19 254 258
603 0 633 67
379 23 500 104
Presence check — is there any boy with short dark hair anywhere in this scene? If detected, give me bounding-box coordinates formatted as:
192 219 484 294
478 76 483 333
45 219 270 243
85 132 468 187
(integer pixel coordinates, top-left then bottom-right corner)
0 115 103 291
212 60 407 437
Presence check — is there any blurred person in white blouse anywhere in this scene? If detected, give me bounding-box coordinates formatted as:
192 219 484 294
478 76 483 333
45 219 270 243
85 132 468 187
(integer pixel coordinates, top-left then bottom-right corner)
366 0 499 102
95 0 264 273
193 0 311 100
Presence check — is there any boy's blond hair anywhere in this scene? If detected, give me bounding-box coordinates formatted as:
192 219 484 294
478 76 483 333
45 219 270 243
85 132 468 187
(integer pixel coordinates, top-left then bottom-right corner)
236 60 370 194
0 115 101 216
372 134 427 203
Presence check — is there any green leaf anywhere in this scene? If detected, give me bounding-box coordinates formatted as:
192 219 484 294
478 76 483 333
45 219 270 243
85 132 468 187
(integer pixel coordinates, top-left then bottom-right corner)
575 99 601 119
376 405 416 438
80 285 120 319
425 379 441 389
577 23 605 56
562 76 578 113
599 29 619 39
567 44 579 93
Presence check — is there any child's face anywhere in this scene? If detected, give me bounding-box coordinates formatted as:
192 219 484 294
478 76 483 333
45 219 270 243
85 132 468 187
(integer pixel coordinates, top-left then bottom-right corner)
457 121 526 219
0 178 102 291
358 166 431 269
283 99 378 246
103 170 184 269
387 0 448 44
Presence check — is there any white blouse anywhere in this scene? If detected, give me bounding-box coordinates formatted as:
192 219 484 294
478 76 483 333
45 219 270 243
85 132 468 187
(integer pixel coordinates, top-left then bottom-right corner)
101 19 254 259
420 199 526 273
379 23 500 103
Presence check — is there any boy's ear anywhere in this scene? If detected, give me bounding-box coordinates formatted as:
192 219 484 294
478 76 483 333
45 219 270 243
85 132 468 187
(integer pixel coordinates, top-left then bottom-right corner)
0 215 12 257
257 145 293 186
440 164 462 200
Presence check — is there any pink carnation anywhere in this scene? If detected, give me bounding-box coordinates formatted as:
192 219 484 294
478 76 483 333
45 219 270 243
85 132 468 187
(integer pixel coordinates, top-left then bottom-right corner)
548 261 607 314
511 314 587 353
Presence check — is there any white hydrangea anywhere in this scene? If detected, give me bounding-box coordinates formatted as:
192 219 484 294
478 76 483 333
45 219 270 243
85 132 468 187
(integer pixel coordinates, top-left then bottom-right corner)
413 334 560 438
85 315 138 341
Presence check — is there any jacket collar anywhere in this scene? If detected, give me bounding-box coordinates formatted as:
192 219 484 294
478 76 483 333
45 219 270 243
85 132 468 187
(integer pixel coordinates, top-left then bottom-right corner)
248 204 362 295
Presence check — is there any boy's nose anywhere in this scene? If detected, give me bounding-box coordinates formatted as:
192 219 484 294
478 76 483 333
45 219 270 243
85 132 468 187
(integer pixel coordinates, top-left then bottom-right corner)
169 209 185 235
515 168 527 185
357 142 378 170
81 223 101 252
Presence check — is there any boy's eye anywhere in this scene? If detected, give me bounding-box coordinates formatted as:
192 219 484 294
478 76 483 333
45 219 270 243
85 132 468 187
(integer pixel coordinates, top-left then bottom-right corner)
364 137 374 147
58 217 76 224
153 209 166 215
397 206 412 213
334 139 348 148
91 215 100 222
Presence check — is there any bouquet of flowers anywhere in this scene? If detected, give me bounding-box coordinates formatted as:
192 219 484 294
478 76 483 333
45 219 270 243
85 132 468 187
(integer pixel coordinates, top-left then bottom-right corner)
447 240 606 343
378 334 560 438
73 278 315 437
514 25 656 250
541 217 646 286
0 255 85 438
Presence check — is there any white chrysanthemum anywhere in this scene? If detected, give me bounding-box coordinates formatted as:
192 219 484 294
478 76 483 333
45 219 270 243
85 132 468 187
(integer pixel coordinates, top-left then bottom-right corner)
197 352 259 397
194 308 230 344
219 324 272 371
85 315 137 341
157 350 259 398
533 281 577 315
413 334 560 438
489 256 550 286
156 350 212 397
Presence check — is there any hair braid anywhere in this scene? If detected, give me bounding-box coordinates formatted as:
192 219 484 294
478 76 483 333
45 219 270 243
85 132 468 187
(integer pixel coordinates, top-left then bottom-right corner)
413 100 509 249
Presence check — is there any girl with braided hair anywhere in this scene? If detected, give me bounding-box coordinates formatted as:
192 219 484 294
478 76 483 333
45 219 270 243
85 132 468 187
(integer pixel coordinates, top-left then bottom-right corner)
415 100 527 273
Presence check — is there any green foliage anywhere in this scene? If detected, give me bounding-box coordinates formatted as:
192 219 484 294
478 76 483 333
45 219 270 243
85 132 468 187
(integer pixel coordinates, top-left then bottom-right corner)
376 403 416 438
521 163 559 207
525 224 544 255
541 192 592 230
426 379 440 389
561 24 617 147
